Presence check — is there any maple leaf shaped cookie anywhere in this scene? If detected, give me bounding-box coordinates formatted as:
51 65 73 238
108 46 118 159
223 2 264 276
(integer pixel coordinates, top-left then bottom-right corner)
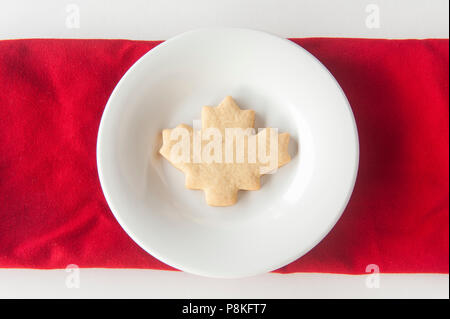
159 96 291 206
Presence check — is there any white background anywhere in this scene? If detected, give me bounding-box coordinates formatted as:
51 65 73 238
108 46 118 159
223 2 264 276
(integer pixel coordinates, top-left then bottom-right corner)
0 0 448 298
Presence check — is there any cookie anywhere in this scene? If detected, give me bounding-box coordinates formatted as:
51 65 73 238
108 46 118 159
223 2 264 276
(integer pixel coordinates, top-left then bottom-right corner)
159 96 291 206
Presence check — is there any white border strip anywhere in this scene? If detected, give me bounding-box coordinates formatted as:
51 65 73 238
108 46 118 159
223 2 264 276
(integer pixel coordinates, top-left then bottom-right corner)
0 269 448 299
1 0 448 40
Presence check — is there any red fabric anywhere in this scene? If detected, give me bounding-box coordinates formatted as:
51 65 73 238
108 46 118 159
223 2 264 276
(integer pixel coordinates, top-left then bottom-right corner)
0 39 448 274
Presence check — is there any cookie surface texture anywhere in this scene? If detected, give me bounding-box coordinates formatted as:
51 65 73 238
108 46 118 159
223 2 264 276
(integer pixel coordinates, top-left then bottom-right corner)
159 96 291 206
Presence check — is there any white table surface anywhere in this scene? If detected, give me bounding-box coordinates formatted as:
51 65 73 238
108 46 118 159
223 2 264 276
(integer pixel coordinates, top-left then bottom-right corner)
0 0 448 299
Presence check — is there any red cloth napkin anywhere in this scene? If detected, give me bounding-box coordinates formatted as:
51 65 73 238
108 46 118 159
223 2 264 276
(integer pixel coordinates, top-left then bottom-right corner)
0 38 448 274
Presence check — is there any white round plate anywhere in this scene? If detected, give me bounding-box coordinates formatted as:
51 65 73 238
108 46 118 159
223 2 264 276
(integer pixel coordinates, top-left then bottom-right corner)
97 28 359 278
